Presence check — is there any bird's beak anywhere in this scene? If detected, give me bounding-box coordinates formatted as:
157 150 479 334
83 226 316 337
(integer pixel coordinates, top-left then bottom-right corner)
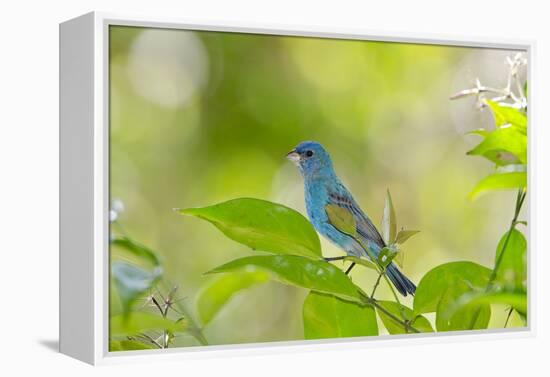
286 149 300 164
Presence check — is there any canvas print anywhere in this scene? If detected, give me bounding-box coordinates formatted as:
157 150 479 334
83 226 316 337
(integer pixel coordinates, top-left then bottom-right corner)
108 25 528 351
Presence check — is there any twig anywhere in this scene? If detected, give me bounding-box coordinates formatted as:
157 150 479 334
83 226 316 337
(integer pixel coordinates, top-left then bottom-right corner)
370 272 384 298
131 334 162 349
150 296 168 348
469 188 526 328
381 273 407 320
151 296 165 318
350 236 409 323
488 189 526 289
450 53 527 110
359 293 420 333
324 256 346 262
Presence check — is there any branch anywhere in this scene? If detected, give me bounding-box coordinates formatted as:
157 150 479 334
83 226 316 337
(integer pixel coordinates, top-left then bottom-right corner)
151 296 165 317
359 292 420 334
469 188 526 328
450 53 527 110
488 189 526 289
350 235 409 322
130 334 162 349
370 272 384 298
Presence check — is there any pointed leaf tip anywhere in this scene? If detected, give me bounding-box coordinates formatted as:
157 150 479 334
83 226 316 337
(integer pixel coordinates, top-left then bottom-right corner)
382 190 397 245
469 172 526 200
395 230 420 244
175 207 200 215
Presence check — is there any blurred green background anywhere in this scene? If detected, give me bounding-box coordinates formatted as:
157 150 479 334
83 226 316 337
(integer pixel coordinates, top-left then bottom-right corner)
109 26 524 346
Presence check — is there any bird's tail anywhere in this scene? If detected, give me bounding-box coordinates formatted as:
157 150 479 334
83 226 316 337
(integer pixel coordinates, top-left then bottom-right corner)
386 263 416 297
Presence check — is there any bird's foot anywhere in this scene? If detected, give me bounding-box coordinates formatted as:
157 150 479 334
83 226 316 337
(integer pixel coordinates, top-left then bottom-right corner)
345 263 356 275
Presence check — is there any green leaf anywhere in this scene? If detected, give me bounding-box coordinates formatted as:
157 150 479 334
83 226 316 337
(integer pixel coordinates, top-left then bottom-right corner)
109 340 155 351
111 262 162 315
473 133 526 164
207 255 363 302
414 263 488 313
469 172 526 200
437 290 491 331
111 236 161 267
414 261 492 331
303 292 377 339
196 271 270 326
177 198 321 259
381 190 397 245
376 301 433 334
110 312 187 337
485 100 527 133
395 230 420 244
495 229 527 290
467 127 527 165
378 246 398 269
441 290 527 321
343 256 378 271
325 204 357 236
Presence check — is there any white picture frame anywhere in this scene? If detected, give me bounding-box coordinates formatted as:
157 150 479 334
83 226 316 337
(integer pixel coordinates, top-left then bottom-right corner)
59 11 535 365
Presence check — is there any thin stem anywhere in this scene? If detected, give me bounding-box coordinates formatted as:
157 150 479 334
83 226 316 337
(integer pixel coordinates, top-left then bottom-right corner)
382 273 409 322
131 334 162 349
469 188 526 329
325 256 355 274
152 291 177 348
487 189 526 289
324 256 346 262
480 86 511 97
151 296 165 318
370 272 384 298
450 53 527 110
351 236 409 322
150 296 168 348
359 293 420 334
325 223 414 332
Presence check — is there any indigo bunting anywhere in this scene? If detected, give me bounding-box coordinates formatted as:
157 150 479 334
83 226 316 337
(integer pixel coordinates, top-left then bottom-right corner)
287 141 416 296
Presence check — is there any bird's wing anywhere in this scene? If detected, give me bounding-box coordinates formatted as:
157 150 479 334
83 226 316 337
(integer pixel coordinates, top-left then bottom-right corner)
326 190 386 250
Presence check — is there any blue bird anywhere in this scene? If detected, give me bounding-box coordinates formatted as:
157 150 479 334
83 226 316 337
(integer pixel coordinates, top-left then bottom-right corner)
286 141 416 296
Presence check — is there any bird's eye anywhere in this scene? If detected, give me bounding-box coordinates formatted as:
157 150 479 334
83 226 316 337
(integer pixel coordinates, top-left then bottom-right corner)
305 150 314 157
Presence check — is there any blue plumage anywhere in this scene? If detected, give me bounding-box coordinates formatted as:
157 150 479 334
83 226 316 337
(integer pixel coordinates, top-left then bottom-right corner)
287 141 416 296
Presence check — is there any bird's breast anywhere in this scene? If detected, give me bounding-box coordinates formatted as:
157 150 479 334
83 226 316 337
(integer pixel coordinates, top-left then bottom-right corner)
304 182 329 223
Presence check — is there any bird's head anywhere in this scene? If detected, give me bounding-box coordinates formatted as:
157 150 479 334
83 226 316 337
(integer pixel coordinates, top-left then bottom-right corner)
286 141 335 178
